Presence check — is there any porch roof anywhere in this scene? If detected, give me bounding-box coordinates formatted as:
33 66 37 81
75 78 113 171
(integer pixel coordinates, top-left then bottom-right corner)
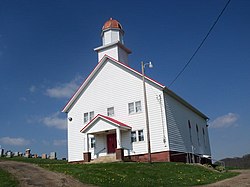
80 114 131 133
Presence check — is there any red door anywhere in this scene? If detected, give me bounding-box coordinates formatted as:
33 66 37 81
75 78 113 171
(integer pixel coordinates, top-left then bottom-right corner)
107 134 117 153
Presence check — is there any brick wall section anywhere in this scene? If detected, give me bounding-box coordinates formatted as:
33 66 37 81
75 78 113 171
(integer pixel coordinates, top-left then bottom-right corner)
126 151 211 164
127 151 170 162
116 148 124 161
83 152 91 162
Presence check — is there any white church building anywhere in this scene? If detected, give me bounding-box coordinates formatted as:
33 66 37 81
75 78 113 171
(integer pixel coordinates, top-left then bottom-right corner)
62 18 211 163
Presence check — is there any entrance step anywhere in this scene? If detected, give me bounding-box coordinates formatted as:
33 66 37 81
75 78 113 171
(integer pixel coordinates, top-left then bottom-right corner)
91 154 119 163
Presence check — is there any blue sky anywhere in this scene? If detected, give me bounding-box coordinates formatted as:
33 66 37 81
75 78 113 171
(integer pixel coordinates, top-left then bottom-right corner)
0 0 249 160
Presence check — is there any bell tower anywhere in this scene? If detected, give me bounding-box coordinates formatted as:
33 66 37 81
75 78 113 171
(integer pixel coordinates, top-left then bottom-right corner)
94 18 131 65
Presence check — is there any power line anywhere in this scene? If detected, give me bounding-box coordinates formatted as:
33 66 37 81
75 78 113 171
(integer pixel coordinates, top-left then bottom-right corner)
168 0 231 88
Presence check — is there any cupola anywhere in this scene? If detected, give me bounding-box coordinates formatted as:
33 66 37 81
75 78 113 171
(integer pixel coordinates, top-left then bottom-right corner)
94 18 131 65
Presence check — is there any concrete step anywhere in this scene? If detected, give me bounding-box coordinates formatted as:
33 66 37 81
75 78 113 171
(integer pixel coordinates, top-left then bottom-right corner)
91 154 119 163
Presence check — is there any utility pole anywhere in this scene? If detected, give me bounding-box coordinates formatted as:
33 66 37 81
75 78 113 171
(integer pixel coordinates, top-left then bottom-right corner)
141 61 153 163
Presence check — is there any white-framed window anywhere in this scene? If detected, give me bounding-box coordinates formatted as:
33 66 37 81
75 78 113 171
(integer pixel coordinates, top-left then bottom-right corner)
128 101 142 114
131 131 137 142
138 130 144 141
89 111 94 121
90 137 95 148
128 102 134 114
84 111 94 124
107 107 114 117
84 113 88 124
135 101 142 113
131 130 144 143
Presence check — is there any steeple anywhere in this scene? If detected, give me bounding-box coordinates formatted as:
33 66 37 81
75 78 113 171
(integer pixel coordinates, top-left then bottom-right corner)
94 18 131 65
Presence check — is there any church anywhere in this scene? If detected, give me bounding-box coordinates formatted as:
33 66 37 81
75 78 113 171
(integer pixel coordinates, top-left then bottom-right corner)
62 18 211 163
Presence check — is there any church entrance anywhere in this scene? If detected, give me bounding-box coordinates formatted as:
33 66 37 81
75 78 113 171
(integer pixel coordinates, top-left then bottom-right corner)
107 133 117 153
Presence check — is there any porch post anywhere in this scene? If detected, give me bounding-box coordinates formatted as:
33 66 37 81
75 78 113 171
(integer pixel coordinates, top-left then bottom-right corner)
116 127 124 161
83 133 91 162
85 133 89 152
116 127 121 149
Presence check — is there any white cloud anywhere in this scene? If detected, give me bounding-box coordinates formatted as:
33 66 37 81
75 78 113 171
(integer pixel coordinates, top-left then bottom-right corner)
53 139 67 146
209 113 239 128
29 85 36 93
41 112 67 130
19 97 27 102
0 137 30 146
45 75 82 99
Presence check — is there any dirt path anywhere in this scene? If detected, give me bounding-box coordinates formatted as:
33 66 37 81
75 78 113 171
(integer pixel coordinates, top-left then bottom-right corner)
0 160 94 187
200 169 250 187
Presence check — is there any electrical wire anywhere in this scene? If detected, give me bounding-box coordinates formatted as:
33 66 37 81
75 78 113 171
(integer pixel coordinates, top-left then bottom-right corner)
168 0 231 88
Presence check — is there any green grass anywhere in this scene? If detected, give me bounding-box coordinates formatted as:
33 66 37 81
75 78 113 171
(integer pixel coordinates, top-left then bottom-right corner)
41 162 238 187
0 168 19 187
0 157 238 187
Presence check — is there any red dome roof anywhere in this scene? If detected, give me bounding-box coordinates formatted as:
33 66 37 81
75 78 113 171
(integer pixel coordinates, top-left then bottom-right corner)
102 18 123 30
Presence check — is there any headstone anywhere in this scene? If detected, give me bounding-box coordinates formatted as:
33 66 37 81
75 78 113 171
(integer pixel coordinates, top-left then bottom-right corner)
42 154 47 159
50 152 57 160
25 149 31 158
6 151 12 158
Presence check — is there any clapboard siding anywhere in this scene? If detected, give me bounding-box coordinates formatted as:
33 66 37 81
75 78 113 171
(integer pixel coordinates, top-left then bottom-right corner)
67 59 169 161
164 93 211 156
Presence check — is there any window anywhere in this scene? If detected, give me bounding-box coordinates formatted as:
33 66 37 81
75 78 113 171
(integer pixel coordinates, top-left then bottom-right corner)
89 111 94 121
131 131 137 142
90 137 95 148
135 101 142 113
128 102 134 114
107 107 114 116
203 128 206 147
128 101 142 114
196 124 200 146
84 113 88 124
131 130 144 143
138 130 144 141
188 120 192 144
84 111 94 124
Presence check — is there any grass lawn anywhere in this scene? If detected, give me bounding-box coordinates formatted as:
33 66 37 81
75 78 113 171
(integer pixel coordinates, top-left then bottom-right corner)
0 168 19 187
41 162 238 186
0 157 238 187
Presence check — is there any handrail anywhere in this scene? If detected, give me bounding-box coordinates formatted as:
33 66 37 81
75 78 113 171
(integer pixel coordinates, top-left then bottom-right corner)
96 147 106 155
122 147 136 154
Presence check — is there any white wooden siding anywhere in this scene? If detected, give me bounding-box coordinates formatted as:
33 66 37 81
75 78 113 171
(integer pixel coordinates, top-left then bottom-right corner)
67 59 169 161
98 46 118 62
164 93 211 156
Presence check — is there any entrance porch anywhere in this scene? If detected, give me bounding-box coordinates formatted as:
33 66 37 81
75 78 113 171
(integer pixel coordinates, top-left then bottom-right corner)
80 114 131 162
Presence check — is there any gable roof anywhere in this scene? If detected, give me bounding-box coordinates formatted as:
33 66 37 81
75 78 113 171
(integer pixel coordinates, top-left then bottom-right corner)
80 114 131 133
62 55 164 113
62 55 209 120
